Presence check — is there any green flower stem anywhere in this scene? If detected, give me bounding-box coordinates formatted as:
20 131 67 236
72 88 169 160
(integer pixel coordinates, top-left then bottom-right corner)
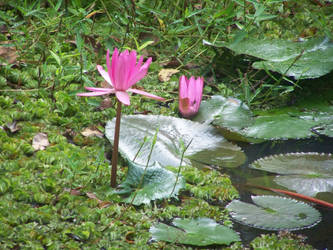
170 138 193 196
111 100 122 187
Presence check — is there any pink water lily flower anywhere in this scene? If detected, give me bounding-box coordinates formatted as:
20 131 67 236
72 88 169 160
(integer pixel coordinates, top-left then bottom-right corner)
77 48 164 105
179 75 204 118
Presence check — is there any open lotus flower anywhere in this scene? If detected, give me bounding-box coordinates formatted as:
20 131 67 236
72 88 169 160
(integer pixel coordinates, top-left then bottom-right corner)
77 48 164 105
179 75 204 118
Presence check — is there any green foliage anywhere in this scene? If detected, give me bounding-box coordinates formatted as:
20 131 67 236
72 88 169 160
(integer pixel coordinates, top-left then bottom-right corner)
250 232 314 250
116 160 185 205
227 195 321 231
105 115 246 168
250 152 333 197
194 93 333 141
223 37 333 79
0 0 331 248
150 218 240 246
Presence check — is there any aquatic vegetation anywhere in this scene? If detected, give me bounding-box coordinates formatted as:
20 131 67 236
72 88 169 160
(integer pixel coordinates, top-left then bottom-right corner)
105 115 246 169
150 218 240 246
205 37 333 80
194 94 333 141
0 0 332 248
226 195 321 231
250 153 333 198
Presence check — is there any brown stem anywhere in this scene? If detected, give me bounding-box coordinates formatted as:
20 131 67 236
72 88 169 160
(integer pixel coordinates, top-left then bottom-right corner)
246 183 333 209
111 100 122 187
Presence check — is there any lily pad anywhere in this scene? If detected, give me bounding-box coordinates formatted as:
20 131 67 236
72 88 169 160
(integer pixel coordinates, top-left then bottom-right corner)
226 195 321 231
205 37 333 79
150 217 240 246
250 153 333 197
105 115 246 168
193 95 254 128
116 160 185 205
193 95 333 141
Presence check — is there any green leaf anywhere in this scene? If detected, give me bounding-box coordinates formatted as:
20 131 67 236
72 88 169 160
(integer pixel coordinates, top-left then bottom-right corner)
49 50 61 66
150 218 240 246
193 95 258 142
105 115 246 168
250 153 333 197
206 37 333 79
312 123 333 138
226 195 321 231
0 177 11 194
116 160 185 205
194 95 333 141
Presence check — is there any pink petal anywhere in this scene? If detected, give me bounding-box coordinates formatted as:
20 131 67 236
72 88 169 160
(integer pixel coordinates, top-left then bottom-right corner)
128 88 165 101
97 65 112 86
116 91 130 105
77 91 112 97
128 57 152 87
84 86 115 92
110 48 119 87
188 76 196 104
114 50 130 90
106 49 113 85
179 75 188 99
125 50 137 88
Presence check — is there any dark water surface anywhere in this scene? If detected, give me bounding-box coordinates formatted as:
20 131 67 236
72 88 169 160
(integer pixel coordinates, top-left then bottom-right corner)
224 136 333 250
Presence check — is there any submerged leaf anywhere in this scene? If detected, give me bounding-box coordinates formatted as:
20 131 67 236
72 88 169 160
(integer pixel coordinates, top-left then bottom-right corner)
150 218 240 246
105 115 246 168
226 195 321 231
116 160 185 205
250 153 333 197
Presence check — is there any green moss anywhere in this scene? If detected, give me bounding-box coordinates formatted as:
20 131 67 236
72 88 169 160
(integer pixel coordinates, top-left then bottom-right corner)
250 232 314 250
0 0 329 248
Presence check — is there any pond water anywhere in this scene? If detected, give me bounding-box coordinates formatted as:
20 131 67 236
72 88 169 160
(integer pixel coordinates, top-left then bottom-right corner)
225 136 333 250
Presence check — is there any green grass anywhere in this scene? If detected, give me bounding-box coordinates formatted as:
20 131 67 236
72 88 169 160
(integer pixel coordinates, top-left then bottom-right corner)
1 0 331 248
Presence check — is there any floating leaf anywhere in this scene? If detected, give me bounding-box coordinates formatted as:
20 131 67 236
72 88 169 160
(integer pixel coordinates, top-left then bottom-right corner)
194 95 254 129
274 176 333 197
194 95 333 141
116 160 185 205
226 195 321 231
105 115 246 168
150 218 240 246
206 37 333 79
250 153 333 197
193 96 258 142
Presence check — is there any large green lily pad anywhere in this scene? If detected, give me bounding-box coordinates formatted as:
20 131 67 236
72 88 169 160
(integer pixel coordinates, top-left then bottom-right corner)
105 115 246 168
226 195 321 231
193 95 254 129
150 218 240 246
205 37 333 79
250 153 333 197
193 95 333 141
116 160 185 205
